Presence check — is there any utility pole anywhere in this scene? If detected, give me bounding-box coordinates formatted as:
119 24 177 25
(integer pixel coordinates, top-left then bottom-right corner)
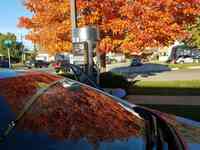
20 34 25 63
70 0 77 30
87 40 94 76
70 0 88 73
7 47 11 69
3 40 12 69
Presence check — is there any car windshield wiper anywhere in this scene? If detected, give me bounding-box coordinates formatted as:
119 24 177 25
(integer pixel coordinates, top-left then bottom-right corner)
0 78 66 143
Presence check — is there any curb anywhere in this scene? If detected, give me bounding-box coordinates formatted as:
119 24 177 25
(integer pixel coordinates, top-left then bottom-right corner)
126 95 200 106
171 66 200 71
171 68 179 71
188 66 200 69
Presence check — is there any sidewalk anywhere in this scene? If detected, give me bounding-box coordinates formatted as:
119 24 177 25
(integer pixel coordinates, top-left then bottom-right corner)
126 95 200 106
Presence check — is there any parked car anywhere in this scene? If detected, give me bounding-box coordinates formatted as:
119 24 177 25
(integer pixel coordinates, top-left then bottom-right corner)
130 57 142 67
52 60 71 73
0 60 9 68
35 60 50 68
0 70 200 149
193 55 200 63
25 60 35 69
26 60 50 69
106 53 126 63
106 56 112 64
176 56 194 64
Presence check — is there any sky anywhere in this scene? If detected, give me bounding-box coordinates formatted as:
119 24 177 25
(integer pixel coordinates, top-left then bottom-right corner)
0 0 32 48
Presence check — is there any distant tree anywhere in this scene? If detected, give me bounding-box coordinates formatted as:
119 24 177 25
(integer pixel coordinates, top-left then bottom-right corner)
0 33 16 56
0 33 24 62
187 17 200 48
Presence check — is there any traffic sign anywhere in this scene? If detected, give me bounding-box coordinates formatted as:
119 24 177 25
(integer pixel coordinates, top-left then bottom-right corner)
3 40 13 48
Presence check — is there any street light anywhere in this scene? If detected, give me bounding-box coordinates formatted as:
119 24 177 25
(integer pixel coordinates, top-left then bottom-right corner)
69 0 100 81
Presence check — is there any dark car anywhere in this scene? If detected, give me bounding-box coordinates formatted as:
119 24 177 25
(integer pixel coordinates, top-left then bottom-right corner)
26 60 50 69
35 60 50 68
193 55 200 63
25 60 35 69
0 70 200 150
130 58 142 67
0 60 9 68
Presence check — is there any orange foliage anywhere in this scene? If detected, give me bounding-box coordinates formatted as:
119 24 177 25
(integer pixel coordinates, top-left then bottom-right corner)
19 0 200 55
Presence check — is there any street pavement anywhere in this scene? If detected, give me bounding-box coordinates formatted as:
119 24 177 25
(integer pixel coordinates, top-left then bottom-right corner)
107 62 131 72
109 62 200 107
136 69 200 81
126 95 200 106
8 62 200 81
13 67 55 74
109 62 200 81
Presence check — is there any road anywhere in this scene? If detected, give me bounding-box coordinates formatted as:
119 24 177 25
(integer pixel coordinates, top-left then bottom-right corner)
136 69 200 81
109 62 200 81
6 62 200 81
107 62 131 71
126 95 200 105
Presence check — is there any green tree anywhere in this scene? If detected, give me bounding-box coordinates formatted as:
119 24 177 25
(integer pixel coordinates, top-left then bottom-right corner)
0 32 24 62
188 17 200 48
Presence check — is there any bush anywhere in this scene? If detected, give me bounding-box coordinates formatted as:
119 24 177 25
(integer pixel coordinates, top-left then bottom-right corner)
59 71 130 90
100 72 129 89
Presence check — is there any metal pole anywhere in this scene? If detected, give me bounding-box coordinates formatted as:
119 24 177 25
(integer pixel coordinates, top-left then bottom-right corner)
7 48 11 68
20 34 24 64
70 0 77 30
87 40 93 76
96 47 101 85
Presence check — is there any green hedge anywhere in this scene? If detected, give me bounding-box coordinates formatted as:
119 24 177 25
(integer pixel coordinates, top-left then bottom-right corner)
59 71 129 89
100 72 129 89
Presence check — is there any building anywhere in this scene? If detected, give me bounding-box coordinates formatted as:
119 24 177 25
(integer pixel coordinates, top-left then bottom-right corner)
158 41 182 62
35 51 55 62
0 53 5 61
106 52 126 63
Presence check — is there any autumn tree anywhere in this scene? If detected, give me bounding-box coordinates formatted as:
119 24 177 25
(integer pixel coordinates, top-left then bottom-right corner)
119 0 200 52
19 0 200 69
18 0 72 54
